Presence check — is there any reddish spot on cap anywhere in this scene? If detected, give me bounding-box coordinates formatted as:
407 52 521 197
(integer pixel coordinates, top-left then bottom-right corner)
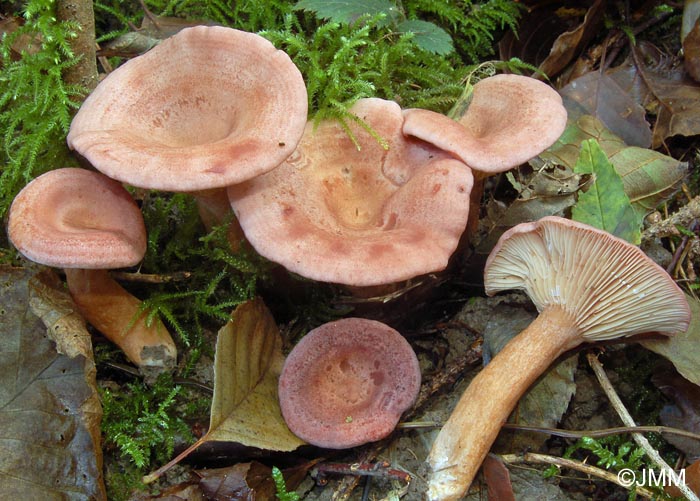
67 26 308 191
228 98 474 286
278 318 421 449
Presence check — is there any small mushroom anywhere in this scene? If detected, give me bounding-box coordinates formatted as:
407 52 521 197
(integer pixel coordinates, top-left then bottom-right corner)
402 75 567 236
8 168 177 370
427 216 691 501
67 25 308 192
278 317 421 449
227 98 474 287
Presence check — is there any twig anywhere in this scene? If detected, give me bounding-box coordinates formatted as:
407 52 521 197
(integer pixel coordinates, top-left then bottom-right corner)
312 461 411 486
110 270 192 283
499 452 657 499
587 352 699 501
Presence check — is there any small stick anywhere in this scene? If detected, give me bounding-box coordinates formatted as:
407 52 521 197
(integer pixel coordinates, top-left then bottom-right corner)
587 352 699 501
499 452 657 499
312 461 411 485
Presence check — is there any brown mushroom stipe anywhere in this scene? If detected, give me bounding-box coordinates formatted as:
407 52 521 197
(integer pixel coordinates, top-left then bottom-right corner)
227 98 474 287
278 318 421 449
402 74 568 175
67 25 308 192
8 168 177 370
427 216 691 501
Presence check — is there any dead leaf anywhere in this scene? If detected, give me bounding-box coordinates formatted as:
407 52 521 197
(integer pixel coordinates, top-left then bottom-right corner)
205 298 305 450
684 18 700 82
483 454 515 501
560 71 652 147
666 459 700 497
499 1 606 79
641 295 700 387
0 266 105 499
198 462 276 500
607 42 700 148
540 115 688 214
652 369 700 461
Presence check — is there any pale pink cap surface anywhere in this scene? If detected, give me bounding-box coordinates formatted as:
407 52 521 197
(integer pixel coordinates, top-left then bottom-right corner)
67 26 308 191
8 168 147 269
228 98 473 286
403 74 568 174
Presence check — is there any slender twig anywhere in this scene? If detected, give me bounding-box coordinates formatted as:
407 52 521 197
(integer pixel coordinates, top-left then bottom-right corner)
587 352 699 501
499 452 657 499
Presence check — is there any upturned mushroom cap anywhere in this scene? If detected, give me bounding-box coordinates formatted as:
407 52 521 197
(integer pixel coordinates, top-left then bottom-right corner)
8 168 147 269
67 26 308 191
278 317 421 449
484 216 691 340
227 98 473 286
402 74 568 174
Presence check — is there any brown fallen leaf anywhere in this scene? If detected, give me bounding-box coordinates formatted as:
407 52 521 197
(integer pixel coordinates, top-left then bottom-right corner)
483 453 515 501
144 298 304 483
684 18 700 82
0 266 105 499
652 368 700 461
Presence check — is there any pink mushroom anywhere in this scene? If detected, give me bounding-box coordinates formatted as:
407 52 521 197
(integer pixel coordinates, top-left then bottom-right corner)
228 98 474 287
278 318 421 449
8 168 177 370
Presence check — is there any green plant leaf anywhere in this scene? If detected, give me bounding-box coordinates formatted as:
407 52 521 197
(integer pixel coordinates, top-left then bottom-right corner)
294 0 398 26
571 139 643 244
397 19 454 54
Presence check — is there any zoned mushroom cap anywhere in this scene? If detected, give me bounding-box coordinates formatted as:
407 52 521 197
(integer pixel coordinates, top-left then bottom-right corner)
8 168 147 269
67 26 308 191
278 318 421 449
484 216 691 341
227 98 473 286
402 74 568 174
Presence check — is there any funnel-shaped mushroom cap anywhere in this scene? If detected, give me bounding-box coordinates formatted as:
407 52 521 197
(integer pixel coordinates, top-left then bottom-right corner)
278 318 421 449
484 216 691 341
67 26 308 191
228 98 473 286
403 74 567 174
8 168 147 269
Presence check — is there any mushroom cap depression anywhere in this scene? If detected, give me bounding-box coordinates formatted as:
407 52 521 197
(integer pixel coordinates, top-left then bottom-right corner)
278 318 421 449
227 98 474 286
402 74 568 174
484 216 691 340
67 26 308 191
8 168 147 269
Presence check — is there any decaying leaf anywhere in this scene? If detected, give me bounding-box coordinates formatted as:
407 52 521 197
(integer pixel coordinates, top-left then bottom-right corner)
198 462 277 500
560 71 652 147
483 453 515 501
206 298 304 450
652 369 700 461
571 139 643 244
641 295 700 387
0 266 105 499
607 42 700 147
540 115 688 215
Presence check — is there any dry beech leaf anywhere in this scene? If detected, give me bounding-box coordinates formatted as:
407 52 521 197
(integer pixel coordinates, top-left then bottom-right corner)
607 42 700 148
540 115 688 214
483 453 515 501
641 295 700 388
206 298 305 450
560 71 652 147
0 266 105 499
651 369 700 461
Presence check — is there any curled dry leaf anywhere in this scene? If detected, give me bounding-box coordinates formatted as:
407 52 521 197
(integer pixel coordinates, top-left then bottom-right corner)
0 266 105 499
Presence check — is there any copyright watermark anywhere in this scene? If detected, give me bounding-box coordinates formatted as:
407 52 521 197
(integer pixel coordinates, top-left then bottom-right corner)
617 468 686 488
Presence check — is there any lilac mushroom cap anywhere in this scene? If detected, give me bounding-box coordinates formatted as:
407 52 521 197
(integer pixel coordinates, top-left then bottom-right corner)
278 318 421 449
227 98 473 286
67 26 308 191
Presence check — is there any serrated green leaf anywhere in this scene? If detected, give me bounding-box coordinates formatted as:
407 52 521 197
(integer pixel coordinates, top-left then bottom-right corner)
397 19 454 55
294 0 398 26
571 139 643 244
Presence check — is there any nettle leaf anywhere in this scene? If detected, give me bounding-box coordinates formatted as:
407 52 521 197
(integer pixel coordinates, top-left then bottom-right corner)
571 139 643 244
397 19 454 55
294 0 398 26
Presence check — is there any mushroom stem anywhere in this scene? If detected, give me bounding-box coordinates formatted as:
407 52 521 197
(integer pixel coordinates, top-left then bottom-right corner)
191 188 245 252
64 269 177 370
427 306 582 501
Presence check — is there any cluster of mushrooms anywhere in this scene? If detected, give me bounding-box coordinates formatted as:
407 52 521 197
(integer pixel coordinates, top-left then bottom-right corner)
6 25 693 500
